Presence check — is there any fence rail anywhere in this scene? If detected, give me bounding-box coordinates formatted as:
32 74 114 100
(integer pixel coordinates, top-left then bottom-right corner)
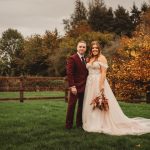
0 76 68 102
0 76 149 103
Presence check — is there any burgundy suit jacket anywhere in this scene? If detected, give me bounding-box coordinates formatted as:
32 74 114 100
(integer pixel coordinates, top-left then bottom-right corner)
66 53 88 93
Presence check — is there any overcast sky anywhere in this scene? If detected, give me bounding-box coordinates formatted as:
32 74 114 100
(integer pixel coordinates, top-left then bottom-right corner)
0 0 149 37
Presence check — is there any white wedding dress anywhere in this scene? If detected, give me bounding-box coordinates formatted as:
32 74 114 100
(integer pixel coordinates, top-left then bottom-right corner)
82 61 150 135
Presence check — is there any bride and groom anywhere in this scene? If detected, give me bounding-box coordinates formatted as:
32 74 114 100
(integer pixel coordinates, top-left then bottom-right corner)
65 40 150 135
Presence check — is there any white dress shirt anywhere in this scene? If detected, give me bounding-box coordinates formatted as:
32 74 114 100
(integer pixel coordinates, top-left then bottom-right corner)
77 52 85 62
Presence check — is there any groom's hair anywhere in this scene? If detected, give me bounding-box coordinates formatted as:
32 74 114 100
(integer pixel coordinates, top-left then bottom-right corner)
77 40 86 46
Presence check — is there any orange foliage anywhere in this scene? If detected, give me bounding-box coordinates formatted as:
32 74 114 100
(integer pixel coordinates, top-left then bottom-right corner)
108 10 150 100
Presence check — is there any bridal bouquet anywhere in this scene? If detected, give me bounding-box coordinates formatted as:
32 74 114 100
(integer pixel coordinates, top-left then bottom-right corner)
90 90 109 111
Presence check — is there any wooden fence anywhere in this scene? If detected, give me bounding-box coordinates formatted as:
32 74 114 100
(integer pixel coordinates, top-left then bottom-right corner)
0 76 68 102
0 76 149 103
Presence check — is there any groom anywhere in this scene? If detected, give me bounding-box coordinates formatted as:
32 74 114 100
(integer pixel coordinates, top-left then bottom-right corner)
65 41 88 129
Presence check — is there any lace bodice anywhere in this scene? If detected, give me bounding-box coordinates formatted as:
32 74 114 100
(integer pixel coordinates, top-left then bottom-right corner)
86 61 108 75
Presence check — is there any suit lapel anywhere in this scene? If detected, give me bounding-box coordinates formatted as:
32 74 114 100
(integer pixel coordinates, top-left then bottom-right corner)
75 54 86 70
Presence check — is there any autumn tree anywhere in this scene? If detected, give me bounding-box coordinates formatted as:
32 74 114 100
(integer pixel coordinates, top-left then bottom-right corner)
63 0 88 37
130 3 141 31
23 34 49 76
88 0 108 32
43 29 65 76
108 9 150 101
114 5 133 36
23 29 65 76
141 2 150 12
0 49 10 75
0 28 24 76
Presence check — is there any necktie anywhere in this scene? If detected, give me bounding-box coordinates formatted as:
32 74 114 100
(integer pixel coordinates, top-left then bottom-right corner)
81 56 86 65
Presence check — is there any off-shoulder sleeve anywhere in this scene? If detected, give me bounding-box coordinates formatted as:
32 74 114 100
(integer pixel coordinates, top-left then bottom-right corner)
98 61 108 68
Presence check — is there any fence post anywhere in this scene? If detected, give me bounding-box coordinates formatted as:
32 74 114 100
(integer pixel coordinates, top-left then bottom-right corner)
19 76 24 103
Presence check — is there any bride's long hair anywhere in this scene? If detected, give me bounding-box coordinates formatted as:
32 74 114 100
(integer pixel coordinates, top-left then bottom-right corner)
89 41 101 63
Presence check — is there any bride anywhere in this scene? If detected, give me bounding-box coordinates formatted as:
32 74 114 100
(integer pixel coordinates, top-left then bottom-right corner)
82 41 150 135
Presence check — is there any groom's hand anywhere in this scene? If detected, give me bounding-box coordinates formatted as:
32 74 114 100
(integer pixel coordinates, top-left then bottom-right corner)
70 86 77 95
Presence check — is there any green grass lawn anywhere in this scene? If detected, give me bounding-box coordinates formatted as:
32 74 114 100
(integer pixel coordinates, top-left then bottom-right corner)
0 91 65 98
0 100 150 150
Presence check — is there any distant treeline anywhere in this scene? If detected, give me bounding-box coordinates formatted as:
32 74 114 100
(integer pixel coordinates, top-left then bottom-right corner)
0 0 149 77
